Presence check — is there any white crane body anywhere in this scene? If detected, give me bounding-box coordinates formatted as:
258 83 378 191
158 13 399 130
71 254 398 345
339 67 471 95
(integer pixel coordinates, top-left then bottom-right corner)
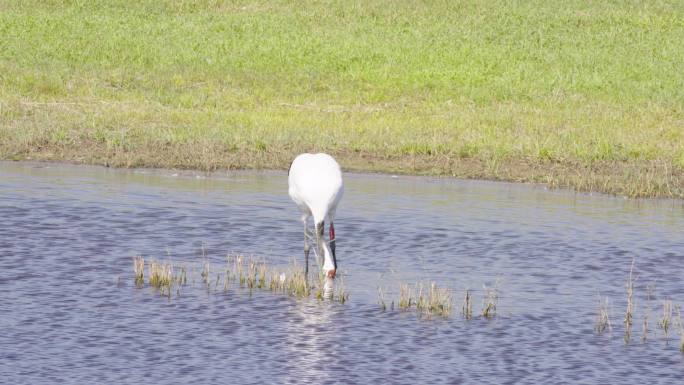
288 153 343 279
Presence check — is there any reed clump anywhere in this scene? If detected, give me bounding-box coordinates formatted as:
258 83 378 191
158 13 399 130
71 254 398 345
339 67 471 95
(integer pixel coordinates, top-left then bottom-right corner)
132 253 347 303
176 265 187 286
268 269 285 291
624 261 635 327
659 300 673 339
226 255 301 296
335 277 349 304
314 272 327 301
266 266 311 298
482 281 500 319
417 282 453 317
674 306 684 352
214 273 221 290
200 260 210 288
133 256 144 287
397 282 452 317
133 250 358 304
378 286 388 311
624 260 636 343
642 310 649 343
133 256 188 296
223 268 230 292
462 289 473 320
592 261 684 358
595 296 612 334
642 285 654 343
233 255 246 287
282 269 311 298
398 283 413 310
257 262 267 289
394 282 503 319
246 259 257 289
148 259 174 297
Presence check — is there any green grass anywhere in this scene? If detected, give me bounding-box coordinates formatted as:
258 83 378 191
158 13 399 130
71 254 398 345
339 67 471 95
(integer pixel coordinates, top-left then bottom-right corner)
1 0 683 197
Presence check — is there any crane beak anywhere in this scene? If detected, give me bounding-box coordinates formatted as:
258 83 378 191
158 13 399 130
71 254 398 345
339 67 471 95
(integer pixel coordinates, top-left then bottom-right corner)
328 248 337 279
325 238 337 279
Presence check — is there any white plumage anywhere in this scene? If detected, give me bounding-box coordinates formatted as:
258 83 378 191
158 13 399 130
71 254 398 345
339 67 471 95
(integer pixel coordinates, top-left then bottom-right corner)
288 153 343 278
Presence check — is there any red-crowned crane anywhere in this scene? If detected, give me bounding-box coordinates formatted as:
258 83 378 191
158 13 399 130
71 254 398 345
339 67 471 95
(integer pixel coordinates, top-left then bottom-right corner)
288 153 344 279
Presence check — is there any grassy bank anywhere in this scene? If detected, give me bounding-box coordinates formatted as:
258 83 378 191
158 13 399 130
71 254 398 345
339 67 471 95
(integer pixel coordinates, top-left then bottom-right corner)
1 0 683 197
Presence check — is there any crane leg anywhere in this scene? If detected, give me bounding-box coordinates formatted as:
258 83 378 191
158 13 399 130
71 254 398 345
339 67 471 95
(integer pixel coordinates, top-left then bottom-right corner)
304 221 311 279
315 221 324 270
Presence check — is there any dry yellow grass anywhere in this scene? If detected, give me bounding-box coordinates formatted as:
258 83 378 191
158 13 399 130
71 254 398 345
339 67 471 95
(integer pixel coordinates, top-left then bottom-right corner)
148 259 174 297
135 253 350 302
133 255 144 287
398 282 453 318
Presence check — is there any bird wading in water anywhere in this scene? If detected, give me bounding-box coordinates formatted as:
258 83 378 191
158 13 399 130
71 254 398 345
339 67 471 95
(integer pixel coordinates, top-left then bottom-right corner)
288 153 343 279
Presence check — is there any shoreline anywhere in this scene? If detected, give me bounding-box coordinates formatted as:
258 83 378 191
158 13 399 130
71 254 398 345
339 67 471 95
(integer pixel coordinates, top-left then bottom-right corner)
4 145 682 199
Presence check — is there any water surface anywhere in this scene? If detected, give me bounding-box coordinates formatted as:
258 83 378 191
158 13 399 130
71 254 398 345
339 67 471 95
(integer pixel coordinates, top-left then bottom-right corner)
1 161 683 384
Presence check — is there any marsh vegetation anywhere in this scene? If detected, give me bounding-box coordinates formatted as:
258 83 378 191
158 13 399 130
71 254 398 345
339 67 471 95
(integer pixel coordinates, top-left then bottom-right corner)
132 254 347 303
133 253 496 319
396 282 454 318
593 260 684 355
133 252 684 356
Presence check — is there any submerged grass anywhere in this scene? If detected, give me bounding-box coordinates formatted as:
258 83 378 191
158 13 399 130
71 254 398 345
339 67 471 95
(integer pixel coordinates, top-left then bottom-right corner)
660 300 673 340
130 252 684 358
278 267 310 298
624 260 636 343
200 260 210 287
625 260 635 328
462 289 473 320
482 280 500 319
642 285 654 343
133 255 144 287
334 277 349 304
398 284 413 310
395 281 502 319
133 253 350 302
2 1 684 198
148 259 174 297
642 310 649 343
416 282 453 317
378 286 388 311
596 261 684 356
596 296 612 334
397 282 453 318
675 306 684 352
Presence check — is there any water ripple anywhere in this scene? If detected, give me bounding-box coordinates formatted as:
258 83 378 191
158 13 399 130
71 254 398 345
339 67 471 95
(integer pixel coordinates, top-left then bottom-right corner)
1 162 683 384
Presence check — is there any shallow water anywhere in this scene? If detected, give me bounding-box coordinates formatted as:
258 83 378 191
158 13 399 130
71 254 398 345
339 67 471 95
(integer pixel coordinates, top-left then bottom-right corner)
1 161 683 384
